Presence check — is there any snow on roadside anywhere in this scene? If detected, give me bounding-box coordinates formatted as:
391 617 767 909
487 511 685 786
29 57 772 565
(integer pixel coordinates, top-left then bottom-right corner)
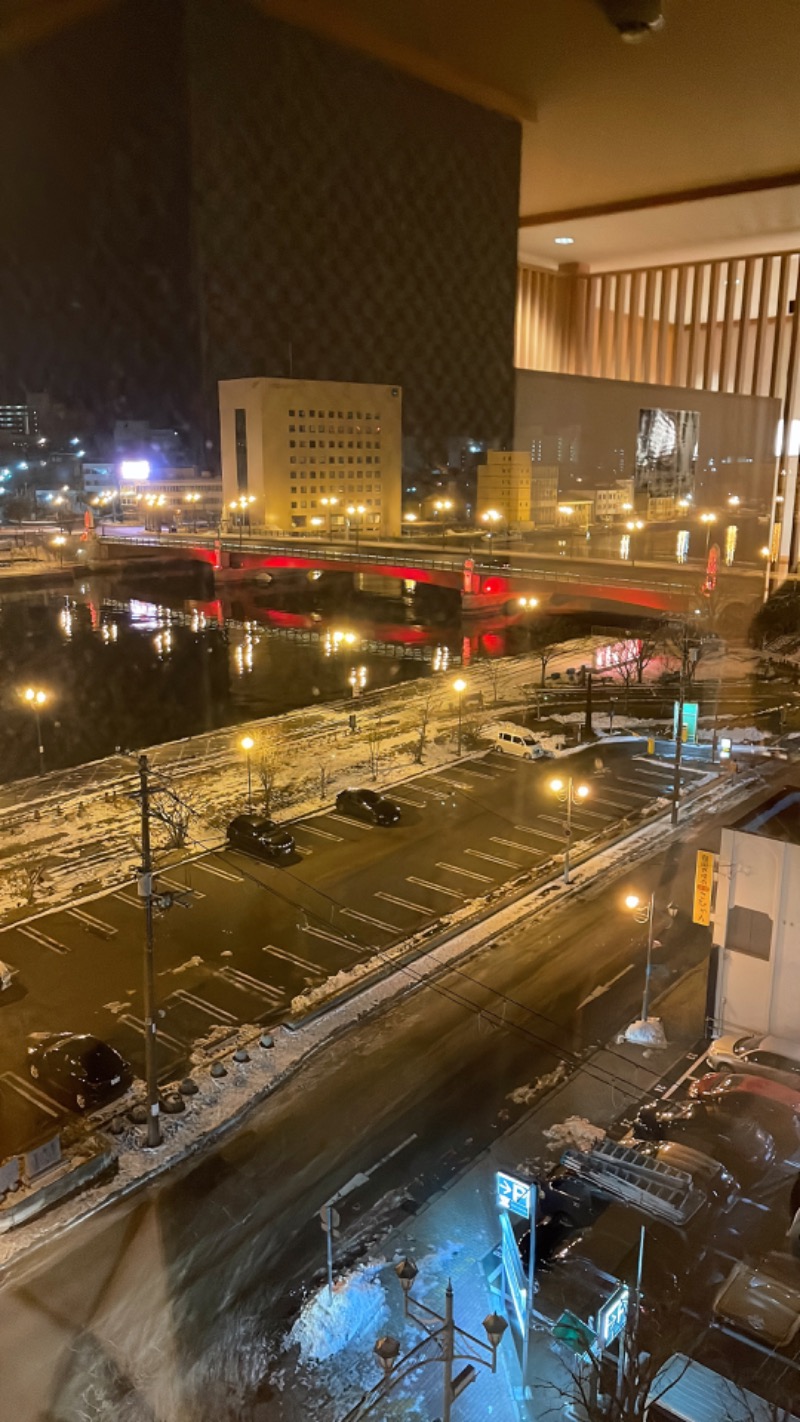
543 1116 607 1153
623 1017 668 1047
508 1062 569 1105
288 1259 389 1366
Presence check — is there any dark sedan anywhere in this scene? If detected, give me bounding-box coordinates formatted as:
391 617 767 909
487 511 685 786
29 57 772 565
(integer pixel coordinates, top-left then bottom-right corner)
227 814 295 860
335 788 402 825
27 1033 133 1112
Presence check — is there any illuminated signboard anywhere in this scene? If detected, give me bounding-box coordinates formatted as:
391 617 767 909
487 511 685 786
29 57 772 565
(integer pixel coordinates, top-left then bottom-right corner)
594 639 642 673
693 849 715 926
597 1284 629 1349
499 1210 527 1333
496 1170 532 1220
673 701 698 743
119 459 151 481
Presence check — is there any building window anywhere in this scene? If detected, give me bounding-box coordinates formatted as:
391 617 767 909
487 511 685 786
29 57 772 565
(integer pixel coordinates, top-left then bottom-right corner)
234 408 248 494
289 409 295 417
289 440 296 448
291 501 297 509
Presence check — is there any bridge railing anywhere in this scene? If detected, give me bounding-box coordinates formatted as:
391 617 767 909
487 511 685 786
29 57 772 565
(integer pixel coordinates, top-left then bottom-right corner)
97 533 702 597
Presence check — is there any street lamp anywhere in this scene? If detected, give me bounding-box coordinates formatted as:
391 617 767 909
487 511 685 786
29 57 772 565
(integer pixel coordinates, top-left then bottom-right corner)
549 774 589 884
22 687 48 776
51 534 66 567
481 508 505 546
184 491 201 531
240 734 254 808
518 595 539 612
453 677 467 756
346 503 366 551
320 496 339 539
700 511 717 556
434 498 454 548
624 891 678 1023
343 1258 507 1421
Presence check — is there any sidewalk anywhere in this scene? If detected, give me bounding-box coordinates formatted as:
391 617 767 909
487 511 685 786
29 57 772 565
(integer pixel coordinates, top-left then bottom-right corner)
270 965 706 1421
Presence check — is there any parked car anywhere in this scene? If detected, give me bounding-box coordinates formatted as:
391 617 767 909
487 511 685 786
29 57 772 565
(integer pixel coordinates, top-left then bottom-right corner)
689 1071 800 1143
335 787 401 825
484 725 552 760
632 1138 737 1211
630 1098 776 1184
227 814 295 861
707 1032 800 1084
27 1033 133 1112
714 1251 800 1347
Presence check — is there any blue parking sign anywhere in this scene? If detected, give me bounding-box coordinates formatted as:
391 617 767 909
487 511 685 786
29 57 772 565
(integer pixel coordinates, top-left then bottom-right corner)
496 1170 532 1219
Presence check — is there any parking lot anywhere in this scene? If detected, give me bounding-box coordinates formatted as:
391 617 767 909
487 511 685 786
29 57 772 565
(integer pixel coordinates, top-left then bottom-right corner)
0 740 710 1151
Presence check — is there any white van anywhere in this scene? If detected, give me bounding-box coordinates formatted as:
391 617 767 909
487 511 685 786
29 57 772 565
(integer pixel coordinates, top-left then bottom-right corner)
489 727 550 760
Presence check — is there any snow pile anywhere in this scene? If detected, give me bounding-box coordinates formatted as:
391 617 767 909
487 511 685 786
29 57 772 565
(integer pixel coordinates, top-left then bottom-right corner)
543 1116 607 1153
623 1017 667 1047
288 1260 388 1366
508 1061 568 1105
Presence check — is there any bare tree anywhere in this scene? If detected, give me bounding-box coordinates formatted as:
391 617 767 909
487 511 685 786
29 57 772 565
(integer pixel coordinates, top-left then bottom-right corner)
487 659 503 706
19 861 47 904
150 786 192 849
366 715 385 780
631 632 659 684
256 737 284 815
527 624 561 687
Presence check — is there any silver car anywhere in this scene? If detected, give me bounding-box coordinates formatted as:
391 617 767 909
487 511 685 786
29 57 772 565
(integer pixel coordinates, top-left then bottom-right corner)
707 1032 800 1084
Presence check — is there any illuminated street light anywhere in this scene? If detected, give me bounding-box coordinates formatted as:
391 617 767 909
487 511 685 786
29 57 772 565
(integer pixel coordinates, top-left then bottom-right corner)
22 687 48 776
518 596 539 610
51 534 67 568
346 503 366 551
727 494 740 507
624 891 678 1023
320 495 339 539
453 676 467 756
759 545 772 559
549 775 589 884
700 510 717 556
240 734 255 808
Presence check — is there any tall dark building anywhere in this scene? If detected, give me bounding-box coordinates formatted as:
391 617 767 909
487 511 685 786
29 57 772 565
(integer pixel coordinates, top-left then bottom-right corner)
0 0 520 468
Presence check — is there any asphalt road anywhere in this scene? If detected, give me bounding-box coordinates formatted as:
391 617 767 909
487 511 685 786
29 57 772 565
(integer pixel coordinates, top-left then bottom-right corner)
0 760 786 1422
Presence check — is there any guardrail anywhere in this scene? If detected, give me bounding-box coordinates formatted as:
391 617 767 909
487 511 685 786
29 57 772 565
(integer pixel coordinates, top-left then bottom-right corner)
97 534 700 597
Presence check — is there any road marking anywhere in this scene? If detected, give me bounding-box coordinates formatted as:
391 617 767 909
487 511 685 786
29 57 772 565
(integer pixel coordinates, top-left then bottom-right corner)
296 823 343 842
460 766 496 780
606 782 652 801
427 775 473 791
120 1015 185 1053
407 876 464 900
18 925 69 955
261 944 328 975
375 891 435 916
392 793 427 808
220 966 285 1002
113 892 142 909
301 924 367 954
293 844 313 856
365 1131 418 1178
328 813 374 831
591 795 638 813
490 836 545 855
535 816 592 836
563 806 615 823
341 908 397 934
67 907 118 938
578 964 633 1011
465 848 517 868
193 860 243 883
436 862 493 884
1 1072 61 1117
172 989 238 1023
159 875 206 900
508 825 563 844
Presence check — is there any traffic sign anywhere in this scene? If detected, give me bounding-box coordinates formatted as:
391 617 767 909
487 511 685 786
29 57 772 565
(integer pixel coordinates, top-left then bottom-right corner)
552 1309 597 1357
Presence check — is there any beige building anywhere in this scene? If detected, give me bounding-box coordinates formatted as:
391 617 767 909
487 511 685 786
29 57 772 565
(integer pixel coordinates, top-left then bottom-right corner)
556 498 594 530
219 377 402 537
476 450 534 529
594 479 634 523
530 466 559 527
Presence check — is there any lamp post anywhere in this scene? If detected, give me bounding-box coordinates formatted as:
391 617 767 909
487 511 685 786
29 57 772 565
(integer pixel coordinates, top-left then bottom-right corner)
453 677 467 756
624 891 678 1022
51 534 66 568
184 491 201 531
341 1258 507 1421
346 503 365 551
625 518 645 568
700 511 717 557
481 508 505 546
321 496 338 539
434 497 454 549
23 687 48 776
549 774 589 884
240 734 254 808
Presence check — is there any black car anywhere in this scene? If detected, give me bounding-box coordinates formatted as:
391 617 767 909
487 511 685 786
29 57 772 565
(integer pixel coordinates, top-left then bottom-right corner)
631 1098 776 1184
335 788 402 825
27 1033 133 1112
227 814 295 860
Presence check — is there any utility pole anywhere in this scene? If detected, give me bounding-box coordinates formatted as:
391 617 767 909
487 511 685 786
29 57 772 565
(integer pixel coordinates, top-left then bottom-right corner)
583 668 593 740
138 754 162 1148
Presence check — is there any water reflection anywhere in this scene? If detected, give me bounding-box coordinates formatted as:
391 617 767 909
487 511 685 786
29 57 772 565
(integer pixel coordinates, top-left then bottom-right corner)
724 523 738 565
676 529 689 564
620 534 630 561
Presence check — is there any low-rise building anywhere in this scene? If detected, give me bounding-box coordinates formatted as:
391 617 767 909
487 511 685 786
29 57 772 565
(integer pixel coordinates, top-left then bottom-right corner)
594 478 634 522
476 450 534 528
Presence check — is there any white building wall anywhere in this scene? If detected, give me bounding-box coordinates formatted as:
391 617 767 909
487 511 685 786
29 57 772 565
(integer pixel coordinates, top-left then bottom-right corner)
713 825 800 1038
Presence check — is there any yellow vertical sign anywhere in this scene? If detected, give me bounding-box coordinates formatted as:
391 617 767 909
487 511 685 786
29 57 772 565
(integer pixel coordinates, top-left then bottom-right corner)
693 850 715 926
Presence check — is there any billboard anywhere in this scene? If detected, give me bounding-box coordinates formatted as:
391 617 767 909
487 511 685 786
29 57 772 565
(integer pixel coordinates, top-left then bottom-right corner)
594 639 642 673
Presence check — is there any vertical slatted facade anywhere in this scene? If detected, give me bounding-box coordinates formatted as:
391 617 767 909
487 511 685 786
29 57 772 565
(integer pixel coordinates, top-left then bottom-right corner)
515 251 800 567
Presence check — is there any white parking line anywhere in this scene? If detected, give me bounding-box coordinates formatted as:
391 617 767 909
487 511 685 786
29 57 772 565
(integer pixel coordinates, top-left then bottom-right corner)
219 966 285 1002
67 908 118 938
113 892 142 909
591 795 638 813
294 844 313 856
1 1072 61 1117
392 793 428 808
508 825 563 844
261 944 328 975
407 876 464 900
296 823 343 842
193 860 243 883
427 776 473 791
436 862 494 883
535 816 592 835
341 908 398 933
465 848 517 868
121 1015 185 1053
490 836 544 855
302 925 367 954
159 875 206 901
606 782 652 801
173 989 238 1023
18 925 70 955
460 766 496 780
328 813 374 831
375 891 435 916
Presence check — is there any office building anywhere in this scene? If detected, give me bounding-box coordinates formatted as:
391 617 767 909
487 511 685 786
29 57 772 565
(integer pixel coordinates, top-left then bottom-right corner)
476 451 534 529
530 468 559 528
594 479 634 522
219 378 402 536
